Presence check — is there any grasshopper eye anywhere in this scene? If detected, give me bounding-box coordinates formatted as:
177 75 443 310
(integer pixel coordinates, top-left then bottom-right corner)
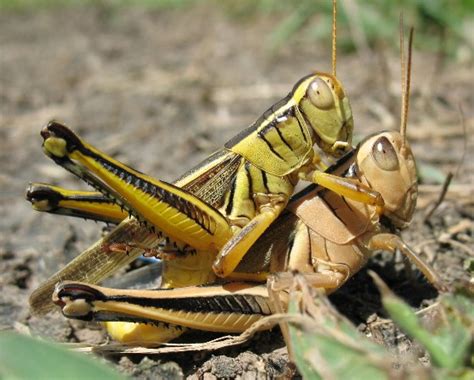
307 78 335 110
372 136 399 171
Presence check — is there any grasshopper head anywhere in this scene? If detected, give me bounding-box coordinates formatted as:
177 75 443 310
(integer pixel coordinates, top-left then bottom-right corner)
356 25 417 229
293 72 353 156
356 131 417 229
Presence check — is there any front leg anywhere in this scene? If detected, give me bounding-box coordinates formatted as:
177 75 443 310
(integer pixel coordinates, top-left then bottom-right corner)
213 193 287 278
302 171 384 214
367 233 448 291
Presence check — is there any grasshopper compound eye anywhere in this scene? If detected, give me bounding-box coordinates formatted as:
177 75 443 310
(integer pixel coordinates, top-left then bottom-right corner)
371 136 399 171
307 77 335 110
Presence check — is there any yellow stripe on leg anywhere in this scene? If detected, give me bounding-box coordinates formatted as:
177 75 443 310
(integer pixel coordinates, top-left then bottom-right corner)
67 144 232 251
104 321 186 346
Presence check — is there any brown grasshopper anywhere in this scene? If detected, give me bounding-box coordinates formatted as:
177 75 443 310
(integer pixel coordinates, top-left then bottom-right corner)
50 28 446 346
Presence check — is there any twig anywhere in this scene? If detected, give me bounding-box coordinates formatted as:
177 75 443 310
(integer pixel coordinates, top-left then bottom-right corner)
441 239 474 257
369 301 441 329
423 106 468 223
423 172 453 223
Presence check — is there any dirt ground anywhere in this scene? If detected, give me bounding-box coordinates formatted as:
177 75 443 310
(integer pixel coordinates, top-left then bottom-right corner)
0 4 472 379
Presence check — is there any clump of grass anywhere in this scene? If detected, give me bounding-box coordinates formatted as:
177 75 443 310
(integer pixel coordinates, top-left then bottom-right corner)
285 273 473 379
220 0 473 57
373 274 473 372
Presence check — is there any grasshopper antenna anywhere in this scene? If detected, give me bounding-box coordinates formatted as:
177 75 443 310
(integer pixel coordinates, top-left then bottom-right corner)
399 15 414 150
399 14 406 110
332 0 337 76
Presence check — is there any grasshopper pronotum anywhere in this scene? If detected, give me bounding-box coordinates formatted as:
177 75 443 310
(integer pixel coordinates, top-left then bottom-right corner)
28 1 357 316
50 28 446 347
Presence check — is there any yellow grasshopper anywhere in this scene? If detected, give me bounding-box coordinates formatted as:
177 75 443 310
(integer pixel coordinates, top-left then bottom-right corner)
50 28 446 346
28 1 362 316
33 66 355 279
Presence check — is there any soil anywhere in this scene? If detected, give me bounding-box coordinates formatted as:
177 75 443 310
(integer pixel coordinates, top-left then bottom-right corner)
0 4 472 379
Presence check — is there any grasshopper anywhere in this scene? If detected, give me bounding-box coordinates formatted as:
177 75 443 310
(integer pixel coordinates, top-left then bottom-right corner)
31 67 354 280
49 28 446 346
28 1 359 317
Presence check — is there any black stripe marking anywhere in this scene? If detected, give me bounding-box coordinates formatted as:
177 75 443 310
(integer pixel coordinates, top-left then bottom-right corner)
245 162 254 198
329 152 357 174
261 171 270 193
105 294 268 315
87 153 214 234
341 196 354 213
226 297 243 313
45 123 223 234
239 295 256 314
319 195 348 228
228 296 250 314
223 73 315 150
248 294 264 315
274 123 293 151
258 131 284 161
225 176 237 216
289 149 357 203
60 159 148 225
295 107 309 144
224 90 298 149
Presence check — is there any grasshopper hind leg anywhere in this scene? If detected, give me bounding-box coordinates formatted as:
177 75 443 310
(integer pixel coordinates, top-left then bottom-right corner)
40 121 233 252
53 282 272 334
104 321 187 346
101 246 217 345
26 183 128 224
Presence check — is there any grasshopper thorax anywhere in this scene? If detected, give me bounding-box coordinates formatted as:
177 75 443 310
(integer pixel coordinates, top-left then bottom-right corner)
356 131 417 229
225 72 353 177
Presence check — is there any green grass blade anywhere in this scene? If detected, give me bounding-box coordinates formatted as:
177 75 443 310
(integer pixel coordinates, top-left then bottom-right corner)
372 272 474 370
286 290 392 380
0 332 126 380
